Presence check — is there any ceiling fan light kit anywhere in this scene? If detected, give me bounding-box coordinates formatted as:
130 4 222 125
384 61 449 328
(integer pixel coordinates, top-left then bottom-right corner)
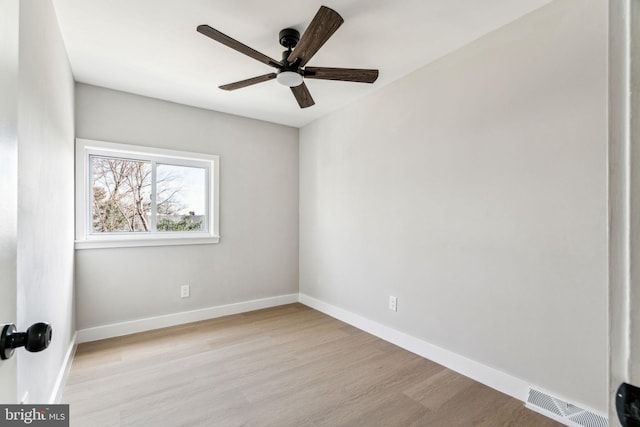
197 5 379 108
276 70 304 87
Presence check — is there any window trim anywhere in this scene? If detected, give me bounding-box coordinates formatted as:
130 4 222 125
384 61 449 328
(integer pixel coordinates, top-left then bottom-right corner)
75 138 220 249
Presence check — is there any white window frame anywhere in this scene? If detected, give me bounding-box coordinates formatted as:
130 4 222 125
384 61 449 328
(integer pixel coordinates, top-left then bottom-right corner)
75 138 220 249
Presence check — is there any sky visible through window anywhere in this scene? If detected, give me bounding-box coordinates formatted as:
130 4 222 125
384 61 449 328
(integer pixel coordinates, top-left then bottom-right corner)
157 164 206 216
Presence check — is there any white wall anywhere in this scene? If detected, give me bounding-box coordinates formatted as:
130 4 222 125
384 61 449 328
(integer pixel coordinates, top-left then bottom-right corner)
74 84 299 330
15 0 75 403
300 0 608 412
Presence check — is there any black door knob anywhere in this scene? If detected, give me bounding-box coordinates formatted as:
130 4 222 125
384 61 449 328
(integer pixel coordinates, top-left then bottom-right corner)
0 322 52 360
617 382 640 427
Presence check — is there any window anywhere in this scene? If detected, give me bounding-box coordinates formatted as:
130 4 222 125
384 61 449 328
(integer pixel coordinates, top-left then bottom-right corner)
75 139 219 249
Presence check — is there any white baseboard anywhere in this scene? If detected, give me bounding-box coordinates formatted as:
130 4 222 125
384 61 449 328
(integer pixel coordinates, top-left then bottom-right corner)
49 332 77 403
298 293 530 403
76 294 299 343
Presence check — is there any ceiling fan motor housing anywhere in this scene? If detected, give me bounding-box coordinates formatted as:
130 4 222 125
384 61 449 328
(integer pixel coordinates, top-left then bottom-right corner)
278 29 303 87
279 28 300 49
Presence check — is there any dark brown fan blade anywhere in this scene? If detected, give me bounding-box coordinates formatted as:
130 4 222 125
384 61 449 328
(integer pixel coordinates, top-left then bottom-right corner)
287 6 344 67
291 83 315 108
219 73 277 91
197 25 280 68
304 67 379 83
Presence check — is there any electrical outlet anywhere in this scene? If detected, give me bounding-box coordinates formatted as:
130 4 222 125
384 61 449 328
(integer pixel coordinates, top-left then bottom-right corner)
180 285 190 298
389 296 397 312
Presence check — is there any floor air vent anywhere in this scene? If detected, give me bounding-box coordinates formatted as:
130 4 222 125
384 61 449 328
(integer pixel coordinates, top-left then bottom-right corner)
526 388 608 427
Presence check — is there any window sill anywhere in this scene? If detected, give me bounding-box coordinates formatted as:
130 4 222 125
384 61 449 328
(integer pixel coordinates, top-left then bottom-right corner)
74 235 220 250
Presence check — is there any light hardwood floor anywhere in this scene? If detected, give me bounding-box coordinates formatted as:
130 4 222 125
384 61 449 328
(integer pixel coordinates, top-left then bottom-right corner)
63 304 561 426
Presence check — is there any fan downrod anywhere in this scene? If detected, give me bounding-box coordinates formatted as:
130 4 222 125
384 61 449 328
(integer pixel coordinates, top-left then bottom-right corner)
279 28 300 50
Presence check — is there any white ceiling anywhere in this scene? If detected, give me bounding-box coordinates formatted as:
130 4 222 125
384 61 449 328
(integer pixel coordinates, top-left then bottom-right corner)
52 0 552 128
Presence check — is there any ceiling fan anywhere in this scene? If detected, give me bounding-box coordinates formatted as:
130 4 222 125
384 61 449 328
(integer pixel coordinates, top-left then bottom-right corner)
197 5 379 109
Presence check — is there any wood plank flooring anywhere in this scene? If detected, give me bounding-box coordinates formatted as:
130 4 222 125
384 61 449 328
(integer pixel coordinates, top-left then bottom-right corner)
63 304 561 426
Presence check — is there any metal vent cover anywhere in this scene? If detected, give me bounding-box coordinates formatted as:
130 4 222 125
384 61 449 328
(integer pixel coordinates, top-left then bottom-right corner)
526 388 608 427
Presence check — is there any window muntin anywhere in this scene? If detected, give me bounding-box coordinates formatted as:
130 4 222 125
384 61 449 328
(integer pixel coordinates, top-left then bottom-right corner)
76 139 219 249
